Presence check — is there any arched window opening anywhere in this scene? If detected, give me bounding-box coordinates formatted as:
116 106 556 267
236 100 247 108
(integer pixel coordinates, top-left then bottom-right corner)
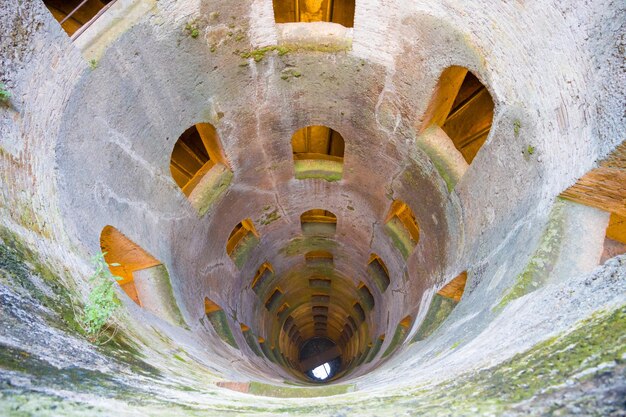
252 262 274 295
353 302 366 323
309 277 332 288
240 323 262 356
339 322 353 347
301 209 337 235
226 219 260 268
384 200 420 259
277 303 291 320
300 338 342 382
365 335 385 363
305 250 334 265
170 123 232 216
311 294 330 304
412 271 467 343
314 322 327 336
355 343 372 367
204 297 238 348
273 0 355 28
265 288 284 311
258 337 278 363
273 347 287 367
357 281 375 310
347 315 358 331
99 226 185 325
437 271 468 302
288 325 299 339
421 66 494 164
292 126 345 181
42 0 113 37
100 225 160 305
284 315 295 327
99 227 185 325
313 314 328 323
559 142 626 265
367 254 390 293
312 305 329 315
382 315 412 358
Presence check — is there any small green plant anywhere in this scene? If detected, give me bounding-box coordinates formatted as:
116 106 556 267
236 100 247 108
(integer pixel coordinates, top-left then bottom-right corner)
78 253 122 344
527 145 535 155
0 83 10 103
89 59 98 70
280 68 302 80
185 22 200 38
513 119 521 136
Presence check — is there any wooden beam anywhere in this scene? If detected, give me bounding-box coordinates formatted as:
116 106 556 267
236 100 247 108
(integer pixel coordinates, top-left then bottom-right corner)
560 142 626 217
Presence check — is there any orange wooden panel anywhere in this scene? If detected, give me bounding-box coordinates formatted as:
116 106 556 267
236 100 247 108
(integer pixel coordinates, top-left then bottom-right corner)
100 226 161 285
204 297 223 314
437 271 468 302
607 213 626 244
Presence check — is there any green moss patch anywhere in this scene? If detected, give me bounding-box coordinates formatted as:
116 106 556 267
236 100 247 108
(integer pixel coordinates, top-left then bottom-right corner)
0 226 83 335
384 217 416 260
242 331 262 357
382 323 410 358
422 305 626 410
0 344 131 398
252 269 274 296
365 337 384 363
280 236 337 257
206 310 238 349
258 208 281 226
240 45 291 62
367 261 390 293
358 286 375 311
259 341 277 363
415 126 467 192
294 159 343 182
494 199 566 312
412 294 458 343
355 344 371 367
230 234 260 269
301 222 337 236
248 381 353 398
330 305 626 416
189 164 233 217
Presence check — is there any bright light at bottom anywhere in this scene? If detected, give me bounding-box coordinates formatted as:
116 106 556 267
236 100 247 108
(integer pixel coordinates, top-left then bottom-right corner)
311 362 331 380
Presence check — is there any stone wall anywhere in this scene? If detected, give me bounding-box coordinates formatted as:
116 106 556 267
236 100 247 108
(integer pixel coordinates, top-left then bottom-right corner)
0 0 624 415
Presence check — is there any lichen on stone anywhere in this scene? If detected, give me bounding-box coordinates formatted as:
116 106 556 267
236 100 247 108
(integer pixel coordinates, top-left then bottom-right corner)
384 217 416 259
188 163 233 217
294 159 343 182
494 199 566 311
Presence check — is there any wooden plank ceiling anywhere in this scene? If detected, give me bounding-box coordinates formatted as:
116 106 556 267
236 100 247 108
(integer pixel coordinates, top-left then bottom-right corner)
43 0 112 35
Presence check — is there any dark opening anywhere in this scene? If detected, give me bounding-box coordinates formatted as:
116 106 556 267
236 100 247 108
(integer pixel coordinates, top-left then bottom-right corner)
299 337 341 382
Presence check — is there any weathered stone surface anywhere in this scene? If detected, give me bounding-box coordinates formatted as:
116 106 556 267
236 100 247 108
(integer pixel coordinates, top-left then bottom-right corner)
0 0 624 415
